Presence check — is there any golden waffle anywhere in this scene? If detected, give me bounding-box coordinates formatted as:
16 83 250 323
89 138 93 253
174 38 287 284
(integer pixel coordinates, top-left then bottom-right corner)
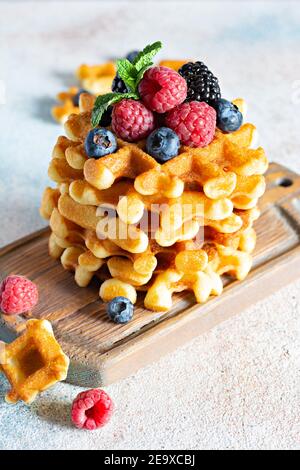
49 233 256 310
159 60 188 71
76 62 116 95
63 109 266 207
49 232 255 311
51 87 81 124
52 62 115 124
144 242 253 311
56 94 266 210
42 88 268 312
40 185 258 310
46 191 254 257
41 183 259 255
0 319 69 404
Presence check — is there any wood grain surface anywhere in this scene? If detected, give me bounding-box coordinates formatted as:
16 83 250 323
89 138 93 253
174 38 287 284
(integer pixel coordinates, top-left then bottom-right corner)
1 162 300 387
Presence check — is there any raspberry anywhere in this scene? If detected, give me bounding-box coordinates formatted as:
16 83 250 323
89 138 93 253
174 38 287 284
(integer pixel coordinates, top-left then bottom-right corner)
0 275 38 315
71 389 114 430
165 101 216 148
112 99 155 142
139 66 187 114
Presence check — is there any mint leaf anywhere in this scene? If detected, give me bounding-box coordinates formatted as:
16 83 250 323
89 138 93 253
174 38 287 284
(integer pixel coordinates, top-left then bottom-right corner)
133 41 162 72
116 59 138 93
136 63 153 86
92 93 118 127
91 92 138 127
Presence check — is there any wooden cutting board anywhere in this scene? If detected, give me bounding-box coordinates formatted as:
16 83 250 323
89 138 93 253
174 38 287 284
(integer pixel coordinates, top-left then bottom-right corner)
1 162 300 387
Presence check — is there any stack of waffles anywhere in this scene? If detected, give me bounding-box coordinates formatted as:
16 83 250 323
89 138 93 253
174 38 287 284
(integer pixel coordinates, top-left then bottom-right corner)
41 91 268 312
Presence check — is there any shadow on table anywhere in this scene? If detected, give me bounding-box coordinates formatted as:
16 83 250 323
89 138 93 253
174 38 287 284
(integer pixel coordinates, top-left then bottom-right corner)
0 375 8 400
31 96 58 125
53 71 76 89
31 70 79 125
0 375 72 428
32 396 73 429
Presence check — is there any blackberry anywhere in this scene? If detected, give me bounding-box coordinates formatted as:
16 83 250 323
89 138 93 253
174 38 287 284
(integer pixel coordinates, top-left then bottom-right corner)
178 61 221 107
111 74 128 93
112 50 140 94
99 105 112 127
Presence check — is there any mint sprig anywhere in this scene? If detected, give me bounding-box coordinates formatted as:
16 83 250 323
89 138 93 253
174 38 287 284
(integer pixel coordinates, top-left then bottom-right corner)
117 41 162 94
91 41 162 127
116 59 138 93
133 41 162 72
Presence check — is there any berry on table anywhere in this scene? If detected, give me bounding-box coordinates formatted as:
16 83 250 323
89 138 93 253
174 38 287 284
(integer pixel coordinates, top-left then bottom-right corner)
0 275 38 315
214 98 243 132
165 101 216 148
85 128 117 158
71 388 114 430
72 88 89 107
178 61 221 106
138 66 187 113
146 127 180 163
106 296 134 324
112 99 155 142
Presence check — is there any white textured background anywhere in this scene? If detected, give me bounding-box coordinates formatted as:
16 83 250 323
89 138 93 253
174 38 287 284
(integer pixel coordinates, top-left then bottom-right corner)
0 0 300 450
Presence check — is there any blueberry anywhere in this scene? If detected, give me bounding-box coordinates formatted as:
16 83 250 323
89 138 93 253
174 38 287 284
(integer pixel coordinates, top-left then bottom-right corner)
106 296 134 324
126 50 140 63
214 98 243 133
146 127 180 163
72 88 89 107
85 128 117 158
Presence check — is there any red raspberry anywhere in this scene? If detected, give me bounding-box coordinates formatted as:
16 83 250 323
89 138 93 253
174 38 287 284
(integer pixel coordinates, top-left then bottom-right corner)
165 101 216 147
71 388 114 431
0 275 38 315
139 66 187 114
112 99 155 142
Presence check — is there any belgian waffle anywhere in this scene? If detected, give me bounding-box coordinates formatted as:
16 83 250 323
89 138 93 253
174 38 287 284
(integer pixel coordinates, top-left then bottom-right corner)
41 181 259 310
44 57 268 311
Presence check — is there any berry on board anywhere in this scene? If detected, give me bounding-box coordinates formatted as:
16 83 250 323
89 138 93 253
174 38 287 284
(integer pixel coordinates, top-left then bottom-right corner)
71 388 114 431
0 275 38 315
139 66 187 113
106 296 134 324
165 101 216 148
146 127 180 163
85 128 117 158
112 99 155 142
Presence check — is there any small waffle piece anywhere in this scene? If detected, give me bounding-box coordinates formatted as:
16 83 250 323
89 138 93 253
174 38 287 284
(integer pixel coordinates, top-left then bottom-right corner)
0 320 69 404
